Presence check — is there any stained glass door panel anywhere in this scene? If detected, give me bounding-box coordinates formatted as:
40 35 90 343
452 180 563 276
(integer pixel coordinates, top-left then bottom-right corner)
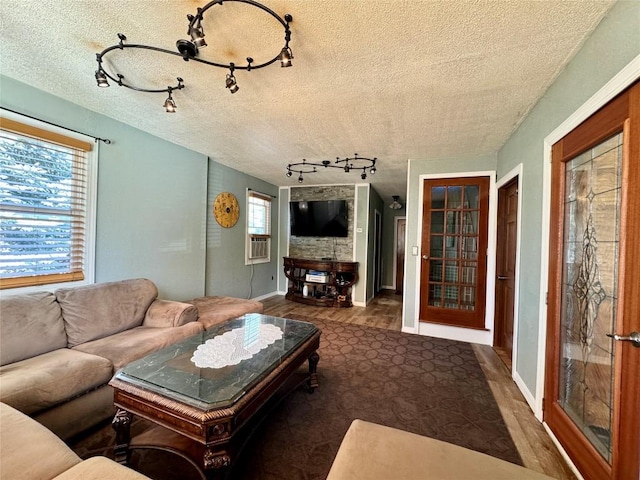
420 177 489 329
560 133 622 461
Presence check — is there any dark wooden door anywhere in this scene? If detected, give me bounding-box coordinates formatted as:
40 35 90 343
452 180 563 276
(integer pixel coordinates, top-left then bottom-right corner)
544 82 640 480
494 177 518 363
419 177 490 329
395 218 405 294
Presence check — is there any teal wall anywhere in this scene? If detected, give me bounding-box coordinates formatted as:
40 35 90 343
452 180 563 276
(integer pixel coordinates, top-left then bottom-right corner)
277 187 290 294
205 160 279 299
353 185 369 305
367 187 384 302
0 75 208 300
496 0 640 396
404 154 497 329
382 201 406 289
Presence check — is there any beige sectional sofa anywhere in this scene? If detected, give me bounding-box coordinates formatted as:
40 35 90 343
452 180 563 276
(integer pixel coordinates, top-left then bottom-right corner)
1 402 151 480
0 278 204 440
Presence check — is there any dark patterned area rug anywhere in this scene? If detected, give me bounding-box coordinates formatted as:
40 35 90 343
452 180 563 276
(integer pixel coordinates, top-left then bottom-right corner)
70 315 521 479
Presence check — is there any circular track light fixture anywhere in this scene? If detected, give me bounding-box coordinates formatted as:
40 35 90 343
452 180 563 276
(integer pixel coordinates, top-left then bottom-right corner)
94 0 293 111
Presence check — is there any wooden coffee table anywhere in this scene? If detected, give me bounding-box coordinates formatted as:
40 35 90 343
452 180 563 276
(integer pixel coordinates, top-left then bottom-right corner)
109 314 320 479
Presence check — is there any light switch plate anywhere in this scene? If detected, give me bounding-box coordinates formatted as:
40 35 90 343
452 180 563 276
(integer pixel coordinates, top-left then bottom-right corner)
412 246 419 256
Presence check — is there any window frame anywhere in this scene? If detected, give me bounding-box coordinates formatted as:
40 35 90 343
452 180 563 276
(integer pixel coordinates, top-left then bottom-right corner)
0 110 98 293
245 189 272 265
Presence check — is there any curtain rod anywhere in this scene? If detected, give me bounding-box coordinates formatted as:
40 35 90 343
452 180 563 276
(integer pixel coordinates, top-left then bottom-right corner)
1 107 112 144
248 188 277 198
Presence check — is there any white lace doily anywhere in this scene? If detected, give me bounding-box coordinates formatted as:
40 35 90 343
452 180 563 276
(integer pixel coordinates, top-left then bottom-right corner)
190 322 283 369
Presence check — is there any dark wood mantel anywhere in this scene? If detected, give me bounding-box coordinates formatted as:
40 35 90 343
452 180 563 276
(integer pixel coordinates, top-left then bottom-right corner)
283 257 359 308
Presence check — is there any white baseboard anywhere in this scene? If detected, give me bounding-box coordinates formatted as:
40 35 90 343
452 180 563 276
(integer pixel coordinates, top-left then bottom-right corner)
417 321 493 345
401 325 418 334
543 423 585 480
513 371 540 420
353 301 367 307
381 285 394 290
251 291 280 301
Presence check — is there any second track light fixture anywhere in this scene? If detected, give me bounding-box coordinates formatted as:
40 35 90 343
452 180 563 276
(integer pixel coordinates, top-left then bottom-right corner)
286 154 378 183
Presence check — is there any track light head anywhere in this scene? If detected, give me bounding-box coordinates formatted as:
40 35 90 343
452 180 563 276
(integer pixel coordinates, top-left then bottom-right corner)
280 46 293 67
163 90 177 113
225 70 239 94
286 170 292 177
189 15 207 48
95 69 109 87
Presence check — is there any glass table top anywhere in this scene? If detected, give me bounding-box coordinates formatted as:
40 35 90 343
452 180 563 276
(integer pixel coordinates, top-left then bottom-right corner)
114 314 318 410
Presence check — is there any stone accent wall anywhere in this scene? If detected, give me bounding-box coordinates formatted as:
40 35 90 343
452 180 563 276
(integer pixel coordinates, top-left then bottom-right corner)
289 185 355 261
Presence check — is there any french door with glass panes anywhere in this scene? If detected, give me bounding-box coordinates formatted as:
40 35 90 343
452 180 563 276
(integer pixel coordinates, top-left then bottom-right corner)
544 82 639 480
419 177 489 329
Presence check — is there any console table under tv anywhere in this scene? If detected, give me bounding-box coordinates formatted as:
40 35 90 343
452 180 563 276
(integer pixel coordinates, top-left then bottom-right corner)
283 257 359 308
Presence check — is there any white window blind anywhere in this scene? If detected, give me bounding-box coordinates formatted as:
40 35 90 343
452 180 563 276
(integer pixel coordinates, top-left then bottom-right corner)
0 117 93 289
247 191 271 262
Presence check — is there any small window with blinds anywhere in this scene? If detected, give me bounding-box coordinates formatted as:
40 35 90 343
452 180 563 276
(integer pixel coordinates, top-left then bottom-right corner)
246 190 271 264
0 116 93 289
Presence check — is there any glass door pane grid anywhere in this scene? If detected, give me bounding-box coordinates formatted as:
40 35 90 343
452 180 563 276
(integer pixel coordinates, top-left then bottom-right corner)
428 185 480 310
558 132 622 463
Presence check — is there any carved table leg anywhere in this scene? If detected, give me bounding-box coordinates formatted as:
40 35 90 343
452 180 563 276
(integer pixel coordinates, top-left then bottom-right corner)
112 409 133 465
203 447 231 477
307 351 320 392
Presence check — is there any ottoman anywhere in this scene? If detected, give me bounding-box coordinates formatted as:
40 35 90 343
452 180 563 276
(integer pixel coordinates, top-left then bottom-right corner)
327 420 556 480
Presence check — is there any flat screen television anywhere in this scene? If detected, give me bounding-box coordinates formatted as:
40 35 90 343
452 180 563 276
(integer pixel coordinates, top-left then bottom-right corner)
290 200 348 237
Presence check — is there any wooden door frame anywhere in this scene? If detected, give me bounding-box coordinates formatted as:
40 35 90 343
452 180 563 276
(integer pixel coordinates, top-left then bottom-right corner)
495 164 523 374
414 170 498 346
544 84 639 480
533 58 640 423
393 215 406 292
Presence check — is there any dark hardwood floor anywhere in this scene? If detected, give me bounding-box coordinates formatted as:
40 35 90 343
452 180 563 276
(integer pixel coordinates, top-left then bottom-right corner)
262 290 576 480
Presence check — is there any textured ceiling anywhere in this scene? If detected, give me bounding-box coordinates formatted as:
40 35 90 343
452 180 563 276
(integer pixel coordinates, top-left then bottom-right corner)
0 0 614 202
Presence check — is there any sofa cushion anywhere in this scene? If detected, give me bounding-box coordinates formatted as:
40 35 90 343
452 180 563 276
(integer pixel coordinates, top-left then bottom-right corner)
73 322 204 370
0 291 67 366
57 278 158 347
189 296 264 329
0 349 114 415
52 457 152 480
0 402 82 480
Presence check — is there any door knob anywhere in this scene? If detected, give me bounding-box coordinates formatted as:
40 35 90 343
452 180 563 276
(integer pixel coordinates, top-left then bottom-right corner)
606 331 640 348
422 255 429 260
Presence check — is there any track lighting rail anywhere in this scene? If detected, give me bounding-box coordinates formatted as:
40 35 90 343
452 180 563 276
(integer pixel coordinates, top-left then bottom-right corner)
94 0 293 111
286 154 378 183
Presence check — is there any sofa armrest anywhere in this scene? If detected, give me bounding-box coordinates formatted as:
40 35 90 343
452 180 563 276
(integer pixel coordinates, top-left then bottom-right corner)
143 299 198 328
